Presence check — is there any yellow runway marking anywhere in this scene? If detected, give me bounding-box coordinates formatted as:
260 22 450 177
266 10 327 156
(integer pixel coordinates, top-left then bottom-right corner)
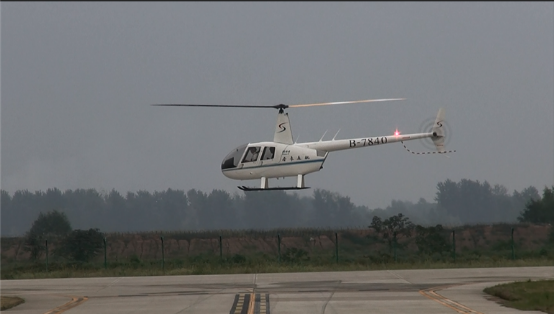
44 296 88 314
230 293 269 314
420 286 483 314
233 294 245 314
247 293 255 314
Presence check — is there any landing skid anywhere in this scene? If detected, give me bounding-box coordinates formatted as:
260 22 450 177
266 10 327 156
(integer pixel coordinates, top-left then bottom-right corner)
238 186 311 191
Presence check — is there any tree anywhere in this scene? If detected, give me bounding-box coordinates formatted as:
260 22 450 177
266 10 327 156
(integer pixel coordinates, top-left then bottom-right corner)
206 189 238 229
59 228 104 262
1 190 13 236
25 210 72 260
63 188 105 230
518 186 554 224
370 216 383 233
434 178 539 224
312 189 359 227
187 189 209 229
370 213 414 252
415 224 450 256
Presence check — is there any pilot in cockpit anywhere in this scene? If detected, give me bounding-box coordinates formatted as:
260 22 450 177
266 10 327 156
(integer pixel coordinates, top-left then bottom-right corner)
251 147 259 161
244 147 260 162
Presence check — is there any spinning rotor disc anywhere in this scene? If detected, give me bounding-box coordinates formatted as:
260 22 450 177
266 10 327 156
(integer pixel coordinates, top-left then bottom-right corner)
418 116 453 150
152 98 406 110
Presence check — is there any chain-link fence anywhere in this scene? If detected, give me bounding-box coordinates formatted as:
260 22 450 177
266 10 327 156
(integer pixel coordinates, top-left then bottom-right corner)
1 223 552 277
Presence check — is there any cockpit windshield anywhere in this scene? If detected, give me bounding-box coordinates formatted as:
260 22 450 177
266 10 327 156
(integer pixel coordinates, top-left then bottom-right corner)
221 144 247 170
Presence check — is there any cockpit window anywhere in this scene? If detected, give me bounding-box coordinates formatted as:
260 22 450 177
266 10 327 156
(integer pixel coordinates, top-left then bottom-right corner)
241 146 261 163
261 147 275 160
221 144 247 170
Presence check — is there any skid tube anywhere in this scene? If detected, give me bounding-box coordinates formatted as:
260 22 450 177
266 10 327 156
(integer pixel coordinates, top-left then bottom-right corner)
238 186 311 191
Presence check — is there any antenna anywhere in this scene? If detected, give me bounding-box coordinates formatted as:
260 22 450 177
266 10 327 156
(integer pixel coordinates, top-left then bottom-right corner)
294 134 300 144
332 129 341 141
319 130 328 142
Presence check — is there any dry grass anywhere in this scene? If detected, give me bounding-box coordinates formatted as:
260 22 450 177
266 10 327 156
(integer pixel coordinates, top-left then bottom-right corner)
1 296 25 311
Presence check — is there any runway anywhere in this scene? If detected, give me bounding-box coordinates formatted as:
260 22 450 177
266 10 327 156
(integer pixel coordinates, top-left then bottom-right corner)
1 266 552 313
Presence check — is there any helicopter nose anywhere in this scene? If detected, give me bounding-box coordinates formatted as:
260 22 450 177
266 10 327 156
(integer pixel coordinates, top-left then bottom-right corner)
222 169 230 178
221 168 241 180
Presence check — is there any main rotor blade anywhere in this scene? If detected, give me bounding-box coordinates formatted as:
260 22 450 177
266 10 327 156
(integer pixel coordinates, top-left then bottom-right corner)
288 98 405 108
151 104 277 109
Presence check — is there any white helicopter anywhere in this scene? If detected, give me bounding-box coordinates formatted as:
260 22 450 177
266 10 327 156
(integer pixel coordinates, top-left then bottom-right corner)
153 99 454 191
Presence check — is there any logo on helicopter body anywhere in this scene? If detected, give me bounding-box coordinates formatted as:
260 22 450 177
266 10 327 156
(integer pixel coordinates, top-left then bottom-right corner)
277 122 287 133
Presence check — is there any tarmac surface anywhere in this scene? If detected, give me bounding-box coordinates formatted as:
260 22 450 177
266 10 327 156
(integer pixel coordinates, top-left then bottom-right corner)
1 266 553 313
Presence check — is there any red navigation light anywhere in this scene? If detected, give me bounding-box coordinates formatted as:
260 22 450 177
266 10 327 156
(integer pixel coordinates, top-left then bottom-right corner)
394 129 400 136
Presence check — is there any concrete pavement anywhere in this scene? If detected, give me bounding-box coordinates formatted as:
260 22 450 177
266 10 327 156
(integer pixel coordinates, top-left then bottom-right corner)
1 266 552 313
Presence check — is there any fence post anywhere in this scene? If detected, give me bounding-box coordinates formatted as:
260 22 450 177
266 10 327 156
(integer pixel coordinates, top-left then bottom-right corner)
335 232 339 263
45 239 49 272
219 235 223 260
511 228 515 260
393 232 397 263
277 234 281 263
452 230 456 263
104 237 107 269
161 236 165 274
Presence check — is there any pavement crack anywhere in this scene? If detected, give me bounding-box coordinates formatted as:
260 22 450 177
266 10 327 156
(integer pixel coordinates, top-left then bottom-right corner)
321 280 341 314
95 278 122 292
387 270 412 284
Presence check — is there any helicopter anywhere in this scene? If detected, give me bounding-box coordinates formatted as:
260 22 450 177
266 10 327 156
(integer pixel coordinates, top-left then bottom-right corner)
152 99 454 191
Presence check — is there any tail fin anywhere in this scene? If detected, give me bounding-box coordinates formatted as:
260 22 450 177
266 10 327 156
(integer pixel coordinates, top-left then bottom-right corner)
274 111 294 144
431 108 445 153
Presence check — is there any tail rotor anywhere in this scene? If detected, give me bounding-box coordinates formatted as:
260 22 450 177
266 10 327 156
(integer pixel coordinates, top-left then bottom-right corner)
402 108 456 155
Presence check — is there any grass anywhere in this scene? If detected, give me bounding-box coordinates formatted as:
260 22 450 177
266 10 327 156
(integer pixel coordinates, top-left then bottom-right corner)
1 296 25 311
1 255 552 280
484 279 554 314
2 223 552 280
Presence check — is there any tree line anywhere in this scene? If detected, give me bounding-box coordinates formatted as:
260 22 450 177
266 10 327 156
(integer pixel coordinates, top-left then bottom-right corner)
21 184 553 264
1 178 549 236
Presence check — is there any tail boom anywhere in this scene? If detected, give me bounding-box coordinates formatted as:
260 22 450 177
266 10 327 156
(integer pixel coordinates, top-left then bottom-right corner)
299 108 451 154
298 132 433 152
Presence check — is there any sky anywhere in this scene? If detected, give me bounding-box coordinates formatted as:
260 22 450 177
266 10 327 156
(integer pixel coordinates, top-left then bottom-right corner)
2 2 553 210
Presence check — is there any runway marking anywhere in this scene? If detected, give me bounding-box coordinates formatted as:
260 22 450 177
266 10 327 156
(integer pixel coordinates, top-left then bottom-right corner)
43 295 88 314
248 293 255 314
419 286 483 314
230 293 269 314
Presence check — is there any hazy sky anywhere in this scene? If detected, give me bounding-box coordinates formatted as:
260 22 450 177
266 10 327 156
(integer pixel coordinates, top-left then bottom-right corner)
2 2 553 210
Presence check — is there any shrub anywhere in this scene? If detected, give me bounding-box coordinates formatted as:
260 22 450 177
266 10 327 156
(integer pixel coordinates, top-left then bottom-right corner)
282 248 310 263
59 228 104 263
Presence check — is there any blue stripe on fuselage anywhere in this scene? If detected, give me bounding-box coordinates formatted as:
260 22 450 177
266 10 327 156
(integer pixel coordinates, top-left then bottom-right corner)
222 158 324 172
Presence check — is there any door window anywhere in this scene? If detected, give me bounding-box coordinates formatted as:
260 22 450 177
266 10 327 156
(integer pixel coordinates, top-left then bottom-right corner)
241 146 261 163
261 147 275 160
